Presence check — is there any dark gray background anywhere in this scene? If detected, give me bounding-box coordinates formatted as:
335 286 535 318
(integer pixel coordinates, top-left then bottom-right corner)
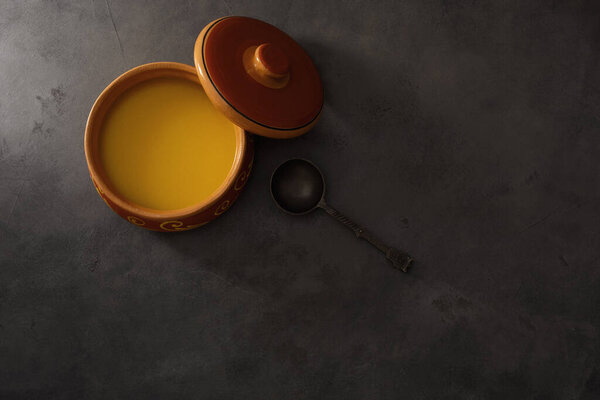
1 0 600 398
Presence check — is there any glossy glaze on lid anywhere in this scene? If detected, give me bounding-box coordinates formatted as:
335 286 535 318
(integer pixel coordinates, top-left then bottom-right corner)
195 16 323 138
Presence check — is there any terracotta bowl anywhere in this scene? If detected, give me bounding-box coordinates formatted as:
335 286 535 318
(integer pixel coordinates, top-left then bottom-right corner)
84 62 254 231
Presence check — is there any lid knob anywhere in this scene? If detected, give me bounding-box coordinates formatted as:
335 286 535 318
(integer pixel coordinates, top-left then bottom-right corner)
243 43 290 89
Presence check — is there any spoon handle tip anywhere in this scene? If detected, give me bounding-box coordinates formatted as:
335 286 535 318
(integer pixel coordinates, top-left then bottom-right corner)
319 202 413 273
386 248 414 273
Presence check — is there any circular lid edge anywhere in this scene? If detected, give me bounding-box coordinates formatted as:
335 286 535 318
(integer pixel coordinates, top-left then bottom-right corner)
193 16 323 139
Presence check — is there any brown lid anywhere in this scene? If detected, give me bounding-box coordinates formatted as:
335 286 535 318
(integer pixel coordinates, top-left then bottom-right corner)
194 16 323 139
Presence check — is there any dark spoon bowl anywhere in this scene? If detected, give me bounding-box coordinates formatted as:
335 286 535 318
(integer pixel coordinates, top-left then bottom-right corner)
270 158 325 215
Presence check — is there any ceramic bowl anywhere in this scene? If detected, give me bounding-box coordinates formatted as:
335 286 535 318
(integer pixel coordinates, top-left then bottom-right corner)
84 62 254 231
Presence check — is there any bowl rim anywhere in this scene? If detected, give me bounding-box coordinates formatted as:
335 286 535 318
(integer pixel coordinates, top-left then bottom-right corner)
84 61 246 220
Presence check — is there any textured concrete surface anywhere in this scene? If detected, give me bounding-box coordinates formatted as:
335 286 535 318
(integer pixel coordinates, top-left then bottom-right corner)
1 0 600 398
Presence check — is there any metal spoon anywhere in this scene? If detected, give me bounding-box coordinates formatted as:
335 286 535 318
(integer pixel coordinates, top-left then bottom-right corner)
270 158 413 272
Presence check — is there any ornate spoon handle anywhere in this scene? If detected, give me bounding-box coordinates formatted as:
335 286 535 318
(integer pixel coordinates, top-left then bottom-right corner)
318 201 413 272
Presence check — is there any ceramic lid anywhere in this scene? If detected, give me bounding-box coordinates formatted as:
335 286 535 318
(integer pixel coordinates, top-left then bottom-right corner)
194 16 323 139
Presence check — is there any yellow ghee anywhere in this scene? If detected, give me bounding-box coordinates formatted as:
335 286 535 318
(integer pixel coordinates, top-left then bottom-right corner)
99 76 237 210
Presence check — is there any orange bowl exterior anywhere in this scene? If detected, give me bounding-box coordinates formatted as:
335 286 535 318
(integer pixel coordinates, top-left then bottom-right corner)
84 62 254 231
